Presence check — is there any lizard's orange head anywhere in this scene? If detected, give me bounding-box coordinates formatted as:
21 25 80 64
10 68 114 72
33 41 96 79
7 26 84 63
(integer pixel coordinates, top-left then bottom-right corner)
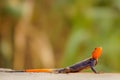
92 47 102 60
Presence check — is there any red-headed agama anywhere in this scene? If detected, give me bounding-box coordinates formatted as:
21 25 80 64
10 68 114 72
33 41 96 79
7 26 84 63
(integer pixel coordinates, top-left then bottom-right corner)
0 47 102 73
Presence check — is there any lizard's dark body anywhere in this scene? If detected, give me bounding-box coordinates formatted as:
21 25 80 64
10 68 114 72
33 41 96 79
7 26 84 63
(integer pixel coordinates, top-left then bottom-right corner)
56 58 97 73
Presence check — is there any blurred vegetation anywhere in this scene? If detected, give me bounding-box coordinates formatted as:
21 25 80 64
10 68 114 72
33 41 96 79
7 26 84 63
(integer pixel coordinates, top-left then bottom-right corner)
0 0 120 73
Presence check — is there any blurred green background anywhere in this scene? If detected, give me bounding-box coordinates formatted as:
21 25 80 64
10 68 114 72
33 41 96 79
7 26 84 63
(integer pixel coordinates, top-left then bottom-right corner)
0 0 120 73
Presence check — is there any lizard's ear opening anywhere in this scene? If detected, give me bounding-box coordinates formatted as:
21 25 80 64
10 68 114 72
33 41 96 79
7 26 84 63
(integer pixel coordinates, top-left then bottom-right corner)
92 47 102 60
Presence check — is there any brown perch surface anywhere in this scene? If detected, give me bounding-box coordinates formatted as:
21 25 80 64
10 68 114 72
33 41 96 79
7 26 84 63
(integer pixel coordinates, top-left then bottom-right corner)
0 72 120 80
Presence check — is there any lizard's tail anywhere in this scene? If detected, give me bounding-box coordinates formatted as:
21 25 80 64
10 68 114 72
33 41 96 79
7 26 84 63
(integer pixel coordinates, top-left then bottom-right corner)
0 68 54 73
0 68 24 72
24 69 54 73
